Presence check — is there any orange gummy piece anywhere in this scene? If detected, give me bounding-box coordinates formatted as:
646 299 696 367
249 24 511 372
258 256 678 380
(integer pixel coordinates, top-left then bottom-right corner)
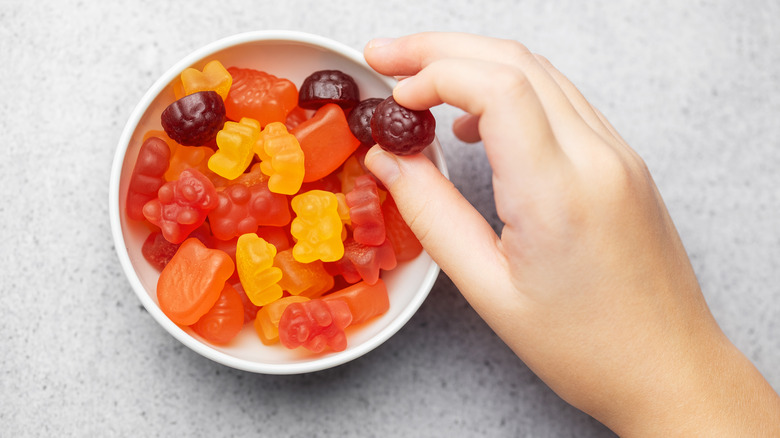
275 248 334 298
225 67 298 127
157 238 235 326
254 295 310 345
323 279 390 326
291 103 361 182
255 122 305 195
181 60 232 100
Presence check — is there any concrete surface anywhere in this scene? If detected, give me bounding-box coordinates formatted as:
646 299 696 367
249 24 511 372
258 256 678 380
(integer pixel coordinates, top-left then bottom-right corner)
1 0 778 436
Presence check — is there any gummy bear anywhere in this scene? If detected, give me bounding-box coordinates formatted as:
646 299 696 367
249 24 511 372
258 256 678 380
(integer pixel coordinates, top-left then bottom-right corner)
180 60 232 100
275 248 334 298
157 238 234 326
255 122 305 195
207 164 291 241
382 195 423 261
346 175 386 246
254 295 310 345
325 237 397 285
236 233 283 306
225 67 298 127
291 103 361 182
190 283 244 345
208 117 259 180
278 299 353 353
323 279 390 326
143 168 219 244
290 190 344 263
126 136 170 221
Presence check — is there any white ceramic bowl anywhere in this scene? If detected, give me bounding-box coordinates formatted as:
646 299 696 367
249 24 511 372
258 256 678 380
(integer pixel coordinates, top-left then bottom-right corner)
109 31 448 374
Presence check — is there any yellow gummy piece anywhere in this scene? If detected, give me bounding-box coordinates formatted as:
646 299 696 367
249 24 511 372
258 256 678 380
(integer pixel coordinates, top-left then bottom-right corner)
236 233 283 307
209 118 260 180
290 190 345 263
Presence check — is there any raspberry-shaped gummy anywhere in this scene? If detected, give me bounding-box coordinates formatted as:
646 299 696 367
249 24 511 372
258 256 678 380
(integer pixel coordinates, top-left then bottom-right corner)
298 70 359 110
347 97 384 146
370 96 435 156
161 91 225 146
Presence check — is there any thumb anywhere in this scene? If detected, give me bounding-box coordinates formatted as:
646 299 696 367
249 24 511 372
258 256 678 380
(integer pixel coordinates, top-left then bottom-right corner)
364 145 506 295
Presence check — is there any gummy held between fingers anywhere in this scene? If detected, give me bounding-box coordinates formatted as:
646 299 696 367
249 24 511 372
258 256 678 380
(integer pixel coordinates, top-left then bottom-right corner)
371 96 436 156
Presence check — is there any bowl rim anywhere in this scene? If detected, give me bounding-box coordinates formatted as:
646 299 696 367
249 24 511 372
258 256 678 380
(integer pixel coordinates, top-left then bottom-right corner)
108 30 447 374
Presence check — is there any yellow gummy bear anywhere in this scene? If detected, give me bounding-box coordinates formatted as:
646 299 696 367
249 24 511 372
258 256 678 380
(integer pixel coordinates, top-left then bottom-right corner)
209 118 260 180
180 60 233 100
236 233 283 307
255 122 305 195
290 190 345 263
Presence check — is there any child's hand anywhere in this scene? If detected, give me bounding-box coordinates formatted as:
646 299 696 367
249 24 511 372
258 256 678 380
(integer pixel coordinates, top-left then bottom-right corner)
363 32 780 436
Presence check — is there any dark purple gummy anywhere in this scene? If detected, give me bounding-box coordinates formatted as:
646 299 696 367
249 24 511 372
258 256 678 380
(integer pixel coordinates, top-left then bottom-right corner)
347 97 384 146
298 70 360 110
371 96 436 156
161 90 226 146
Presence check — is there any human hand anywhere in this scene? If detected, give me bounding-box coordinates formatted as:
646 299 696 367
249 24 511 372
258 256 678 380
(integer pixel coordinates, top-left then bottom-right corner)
363 32 780 436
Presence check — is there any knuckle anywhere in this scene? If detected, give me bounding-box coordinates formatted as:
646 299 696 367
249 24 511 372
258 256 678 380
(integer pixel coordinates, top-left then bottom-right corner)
489 64 533 101
498 39 534 65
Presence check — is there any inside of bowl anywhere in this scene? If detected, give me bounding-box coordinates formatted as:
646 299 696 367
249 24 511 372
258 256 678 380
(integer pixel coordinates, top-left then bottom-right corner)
115 34 446 373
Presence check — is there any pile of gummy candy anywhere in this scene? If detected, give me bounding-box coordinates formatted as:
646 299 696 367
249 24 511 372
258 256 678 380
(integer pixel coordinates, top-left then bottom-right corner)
125 60 436 354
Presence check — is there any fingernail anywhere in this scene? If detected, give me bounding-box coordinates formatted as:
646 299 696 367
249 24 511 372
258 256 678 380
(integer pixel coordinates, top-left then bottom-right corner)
367 37 395 49
364 146 401 185
394 76 411 91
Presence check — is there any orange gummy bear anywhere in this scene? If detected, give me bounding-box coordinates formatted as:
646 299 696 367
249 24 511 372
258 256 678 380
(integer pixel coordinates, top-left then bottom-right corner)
255 122 305 195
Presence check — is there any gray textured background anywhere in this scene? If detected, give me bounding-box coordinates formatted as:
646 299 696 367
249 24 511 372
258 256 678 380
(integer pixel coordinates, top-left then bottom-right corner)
1 1 778 436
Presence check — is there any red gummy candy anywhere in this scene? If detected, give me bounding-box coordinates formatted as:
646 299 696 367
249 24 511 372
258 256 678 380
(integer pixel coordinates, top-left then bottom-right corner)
207 176 291 241
141 224 214 270
191 283 244 345
325 237 397 285
278 299 353 353
142 169 219 244
381 196 423 261
126 137 170 221
346 175 386 246
323 279 390 326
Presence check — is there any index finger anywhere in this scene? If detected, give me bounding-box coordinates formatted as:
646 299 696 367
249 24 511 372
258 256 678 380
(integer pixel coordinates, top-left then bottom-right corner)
365 32 591 150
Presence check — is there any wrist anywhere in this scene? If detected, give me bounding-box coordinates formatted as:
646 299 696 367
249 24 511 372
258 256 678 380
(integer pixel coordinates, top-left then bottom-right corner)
601 333 780 437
